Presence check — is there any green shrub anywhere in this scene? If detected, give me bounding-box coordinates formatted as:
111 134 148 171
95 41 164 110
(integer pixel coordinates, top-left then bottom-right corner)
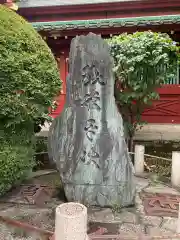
0 132 35 195
107 31 179 150
0 5 61 194
35 136 48 153
0 5 61 130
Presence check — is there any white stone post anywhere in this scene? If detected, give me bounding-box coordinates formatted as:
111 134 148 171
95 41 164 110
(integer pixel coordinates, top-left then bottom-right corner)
134 145 145 175
55 202 88 240
171 151 180 187
176 202 180 233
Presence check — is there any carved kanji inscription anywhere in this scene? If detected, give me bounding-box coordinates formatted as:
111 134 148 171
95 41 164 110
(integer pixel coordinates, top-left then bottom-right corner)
80 148 100 169
84 119 98 142
81 91 101 111
82 64 106 86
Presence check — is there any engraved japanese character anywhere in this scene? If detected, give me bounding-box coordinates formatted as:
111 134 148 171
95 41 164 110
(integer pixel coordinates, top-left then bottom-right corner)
91 66 106 85
84 119 98 142
80 148 100 169
81 64 106 86
80 149 87 163
82 65 91 85
81 91 101 111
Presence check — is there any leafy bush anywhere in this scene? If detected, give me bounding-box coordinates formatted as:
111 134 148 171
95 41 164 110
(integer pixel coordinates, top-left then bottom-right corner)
35 137 48 153
0 132 35 195
0 5 61 194
0 5 61 131
108 31 179 150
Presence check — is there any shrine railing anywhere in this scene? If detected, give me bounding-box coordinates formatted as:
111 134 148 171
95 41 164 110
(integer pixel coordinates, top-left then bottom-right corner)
165 64 179 85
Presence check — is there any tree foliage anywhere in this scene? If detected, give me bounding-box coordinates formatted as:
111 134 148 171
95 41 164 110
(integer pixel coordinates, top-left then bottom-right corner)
0 5 61 132
0 131 35 195
108 31 179 149
0 5 61 194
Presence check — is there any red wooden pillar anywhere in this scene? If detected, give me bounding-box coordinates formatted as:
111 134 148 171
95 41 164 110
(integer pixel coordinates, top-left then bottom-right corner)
50 52 67 118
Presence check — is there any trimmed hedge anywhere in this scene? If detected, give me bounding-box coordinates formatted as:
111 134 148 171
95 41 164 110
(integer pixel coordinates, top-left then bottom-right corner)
0 5 61 195
0 132 35 195
0 5 61 129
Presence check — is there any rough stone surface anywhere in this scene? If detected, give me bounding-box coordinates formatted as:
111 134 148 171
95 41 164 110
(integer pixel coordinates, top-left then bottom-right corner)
1 175 180 239
135 194 145 216
48 33 135 207
134 176 149 192
141 215 162 226
88 208 114 222
146 226 175 235
114 211 138 224
0 205 54 240
88 222 119 234
119 223 145 234
144 184 180 195
162 217 178 232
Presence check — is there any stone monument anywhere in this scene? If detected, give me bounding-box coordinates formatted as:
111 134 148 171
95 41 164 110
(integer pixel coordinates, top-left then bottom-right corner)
48 33 135 207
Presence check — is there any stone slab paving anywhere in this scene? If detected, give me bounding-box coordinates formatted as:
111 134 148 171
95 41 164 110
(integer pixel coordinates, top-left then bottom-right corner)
0 176 180 239
88 176 180 238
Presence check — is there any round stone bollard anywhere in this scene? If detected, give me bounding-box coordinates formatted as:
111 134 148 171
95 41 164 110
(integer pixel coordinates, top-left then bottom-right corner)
134 145 145 175
176 202 180 233
55 202 88 240
171 151 180 187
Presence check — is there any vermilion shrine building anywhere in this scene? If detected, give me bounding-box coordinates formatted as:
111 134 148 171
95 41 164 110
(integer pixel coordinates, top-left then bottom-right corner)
13 1 180 123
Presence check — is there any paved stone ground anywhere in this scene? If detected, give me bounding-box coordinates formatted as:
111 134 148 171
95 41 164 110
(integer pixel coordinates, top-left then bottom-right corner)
0 174 180 239
88 177 180 239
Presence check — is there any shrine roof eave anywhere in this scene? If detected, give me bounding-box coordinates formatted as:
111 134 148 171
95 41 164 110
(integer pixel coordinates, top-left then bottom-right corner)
32 15 180 31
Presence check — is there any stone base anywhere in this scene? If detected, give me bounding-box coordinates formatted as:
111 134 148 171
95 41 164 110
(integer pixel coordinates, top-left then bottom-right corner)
64 184 135 208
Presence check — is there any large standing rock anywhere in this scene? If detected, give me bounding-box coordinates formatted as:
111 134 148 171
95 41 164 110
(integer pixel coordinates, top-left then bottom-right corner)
48 33 135 207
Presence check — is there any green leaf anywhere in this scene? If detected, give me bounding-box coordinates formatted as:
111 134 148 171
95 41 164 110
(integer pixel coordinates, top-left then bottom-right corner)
107 31 179 137
0 5 62 132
